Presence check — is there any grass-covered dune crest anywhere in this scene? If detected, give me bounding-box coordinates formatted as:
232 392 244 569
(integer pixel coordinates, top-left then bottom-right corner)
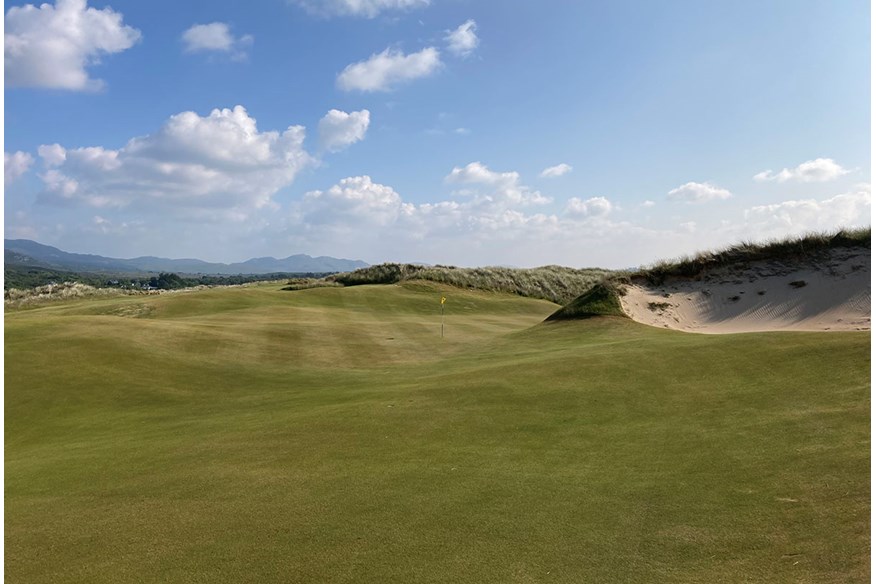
325 263 612 305
549 228 871 333
631 227 870 286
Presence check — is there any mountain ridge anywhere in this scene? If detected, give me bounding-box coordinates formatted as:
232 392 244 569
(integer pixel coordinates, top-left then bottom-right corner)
4 239 369 275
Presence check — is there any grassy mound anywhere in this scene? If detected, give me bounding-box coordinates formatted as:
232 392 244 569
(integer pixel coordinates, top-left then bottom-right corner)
327 263 611 305
544 279 627 321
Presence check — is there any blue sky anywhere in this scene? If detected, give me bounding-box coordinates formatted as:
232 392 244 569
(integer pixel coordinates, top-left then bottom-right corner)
4 0 871 267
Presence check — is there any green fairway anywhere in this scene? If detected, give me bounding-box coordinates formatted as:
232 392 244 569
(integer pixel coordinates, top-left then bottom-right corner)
5 282 870 583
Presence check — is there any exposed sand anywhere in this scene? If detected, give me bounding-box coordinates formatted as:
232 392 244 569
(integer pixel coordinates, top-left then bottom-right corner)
619 247 870 334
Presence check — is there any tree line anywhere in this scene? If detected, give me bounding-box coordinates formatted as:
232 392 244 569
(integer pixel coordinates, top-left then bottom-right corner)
4 267 334 290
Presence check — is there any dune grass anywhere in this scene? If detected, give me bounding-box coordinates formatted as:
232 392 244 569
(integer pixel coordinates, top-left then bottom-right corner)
327 263 611 305
5 282 870 583
4 281 155 309
633 227 871 285
549 227 872 321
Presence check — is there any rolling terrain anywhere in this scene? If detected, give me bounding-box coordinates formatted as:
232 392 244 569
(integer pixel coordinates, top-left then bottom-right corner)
5 278 869 582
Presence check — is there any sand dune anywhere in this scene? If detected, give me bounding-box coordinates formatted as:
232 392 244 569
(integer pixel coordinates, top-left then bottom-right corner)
620 246 870 334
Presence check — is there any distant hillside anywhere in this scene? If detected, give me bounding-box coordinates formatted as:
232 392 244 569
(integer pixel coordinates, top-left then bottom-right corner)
4 239 369 275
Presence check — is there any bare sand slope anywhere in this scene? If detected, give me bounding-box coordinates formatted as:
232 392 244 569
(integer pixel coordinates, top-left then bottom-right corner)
620 247 870 334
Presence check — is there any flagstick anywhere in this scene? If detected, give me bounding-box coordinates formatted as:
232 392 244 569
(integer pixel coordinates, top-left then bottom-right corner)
441 302 445 338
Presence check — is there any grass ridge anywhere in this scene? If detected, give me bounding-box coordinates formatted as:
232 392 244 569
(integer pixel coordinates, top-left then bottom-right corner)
325 264 611 305
631 227 870 286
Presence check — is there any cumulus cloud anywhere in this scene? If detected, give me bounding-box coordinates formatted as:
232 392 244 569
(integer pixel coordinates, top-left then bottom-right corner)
565 196 612 217
5 151 34 185
753 158 850 183
5 0 141 91
37 143 67 167
445 161 551 207
295 174 552 239
337 47 442 92
539 163 572 178
35 105 314 218
445 20 478 58
302 176 414 226
284 172 673 267
318 109 371 152
667 181 732 203
446 161 516 186
182 22 253 60
743 185 871 232
289 0 429 18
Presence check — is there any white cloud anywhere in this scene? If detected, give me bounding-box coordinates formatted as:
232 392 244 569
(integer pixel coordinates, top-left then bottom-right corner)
295 174 530 239
445 20 478 58
289 0 429 18
41 168 80 198
318 109 371 152
5 151 34 185
285 173 672 267
302 176 414 226
743 185 871 232
753 158 850 183
445 161 551 207
446 161 516 186
453 127 471 135
36 105 314 218
539 163 573 178
37 143 67 167
667 181 732 203
565 196 612 217
182 22 253 60
298 167 558 238
337 47 442 92
88 214 138 235
641 200 656 208
5 0 141 91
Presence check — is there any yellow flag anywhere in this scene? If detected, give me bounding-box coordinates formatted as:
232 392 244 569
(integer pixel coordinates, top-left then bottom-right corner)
440 296 446 305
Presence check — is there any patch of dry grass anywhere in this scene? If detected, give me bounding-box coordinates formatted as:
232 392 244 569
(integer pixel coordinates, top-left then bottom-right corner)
4 281 158 309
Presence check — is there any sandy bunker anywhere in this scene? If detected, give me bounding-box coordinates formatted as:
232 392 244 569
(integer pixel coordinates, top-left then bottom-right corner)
620 246 870 334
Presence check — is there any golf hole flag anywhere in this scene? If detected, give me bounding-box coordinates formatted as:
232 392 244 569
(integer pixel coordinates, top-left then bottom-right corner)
441 296 446 305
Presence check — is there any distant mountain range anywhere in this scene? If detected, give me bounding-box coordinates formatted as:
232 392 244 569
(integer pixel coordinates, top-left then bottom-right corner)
4 239 369 275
